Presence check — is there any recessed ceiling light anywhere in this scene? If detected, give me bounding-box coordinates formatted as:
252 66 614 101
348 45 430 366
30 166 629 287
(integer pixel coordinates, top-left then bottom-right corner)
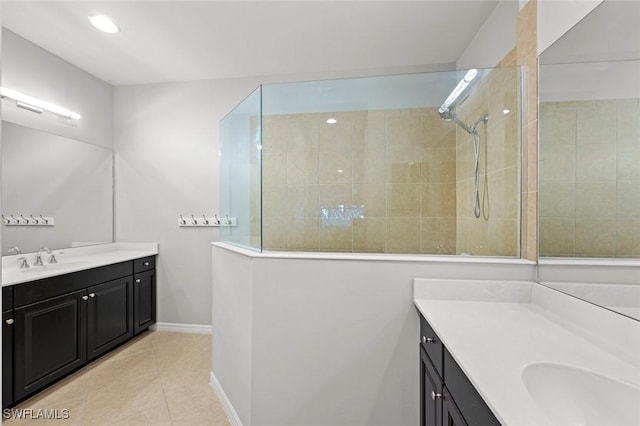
326 118 337 124
89 14 120 34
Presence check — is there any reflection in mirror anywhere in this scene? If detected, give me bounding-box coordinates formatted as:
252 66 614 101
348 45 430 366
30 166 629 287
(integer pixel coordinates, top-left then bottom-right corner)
1 121 113 254
538 0 640 321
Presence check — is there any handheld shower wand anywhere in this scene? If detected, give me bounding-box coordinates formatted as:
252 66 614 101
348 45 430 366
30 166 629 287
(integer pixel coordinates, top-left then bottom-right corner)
438 69 489 219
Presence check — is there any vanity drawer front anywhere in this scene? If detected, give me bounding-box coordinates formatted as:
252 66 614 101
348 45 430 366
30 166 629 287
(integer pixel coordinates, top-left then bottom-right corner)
444 349 500 426
420 315 443 377
3 286 13 311
133 256 155 273
14 261 133 307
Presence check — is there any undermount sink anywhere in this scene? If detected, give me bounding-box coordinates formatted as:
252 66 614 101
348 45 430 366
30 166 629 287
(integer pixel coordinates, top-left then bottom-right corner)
523 362 640 426
21 261 91 273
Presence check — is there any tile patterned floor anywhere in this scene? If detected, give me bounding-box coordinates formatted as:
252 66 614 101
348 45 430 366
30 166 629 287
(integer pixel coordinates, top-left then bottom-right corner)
4 331 231 425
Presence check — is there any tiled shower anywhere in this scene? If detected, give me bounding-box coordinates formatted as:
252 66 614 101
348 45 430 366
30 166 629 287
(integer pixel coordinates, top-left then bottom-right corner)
539 98 640 257
220 67 522 256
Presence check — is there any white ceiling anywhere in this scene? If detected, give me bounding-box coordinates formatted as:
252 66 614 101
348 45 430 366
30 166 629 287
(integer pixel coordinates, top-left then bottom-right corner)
1 1 499 86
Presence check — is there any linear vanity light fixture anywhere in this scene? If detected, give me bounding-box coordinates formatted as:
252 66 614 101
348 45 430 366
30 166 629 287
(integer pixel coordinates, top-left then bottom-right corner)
0 87 82 120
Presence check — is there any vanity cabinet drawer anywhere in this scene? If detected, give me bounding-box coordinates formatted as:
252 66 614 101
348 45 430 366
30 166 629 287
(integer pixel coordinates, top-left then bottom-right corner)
3 286 13 311
444 349 500 426
420 315 443 377
133 256 155 273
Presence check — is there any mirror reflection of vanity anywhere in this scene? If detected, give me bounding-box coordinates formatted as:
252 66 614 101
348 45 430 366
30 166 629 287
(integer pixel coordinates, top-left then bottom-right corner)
538 0 640 320
1 121 113 254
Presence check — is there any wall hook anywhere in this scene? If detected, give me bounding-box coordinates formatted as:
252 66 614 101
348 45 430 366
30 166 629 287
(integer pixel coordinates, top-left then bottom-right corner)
10 215 19 224
225 214 231 225
39 215 49 224
30 214 39 224
1 214 8 225
191 214 198 225
202 214 210 225
179 214 187 225
214 214 221 225
20 214 29 224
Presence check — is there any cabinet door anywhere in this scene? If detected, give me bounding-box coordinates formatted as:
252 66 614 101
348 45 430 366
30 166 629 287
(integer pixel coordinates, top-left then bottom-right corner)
87 277 133 361
14 290 87 401
443 387 468 426
133 270 156 335
3 311 14 408
420 346 442 426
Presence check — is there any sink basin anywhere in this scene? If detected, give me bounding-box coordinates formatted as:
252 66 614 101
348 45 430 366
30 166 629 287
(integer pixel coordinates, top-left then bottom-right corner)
21 261 91 274
523 362 640 426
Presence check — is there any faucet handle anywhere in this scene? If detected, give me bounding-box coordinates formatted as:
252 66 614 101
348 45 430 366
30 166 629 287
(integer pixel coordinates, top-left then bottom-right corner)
49 253 58 264
34 255 43 266
17 257 30 269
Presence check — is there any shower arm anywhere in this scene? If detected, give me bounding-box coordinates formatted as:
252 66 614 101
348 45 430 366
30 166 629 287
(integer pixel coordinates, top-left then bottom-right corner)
440 109 488 135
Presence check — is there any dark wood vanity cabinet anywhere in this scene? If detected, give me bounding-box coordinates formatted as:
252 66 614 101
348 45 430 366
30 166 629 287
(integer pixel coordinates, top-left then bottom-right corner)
418 312 500 426
3 286 14 409
133 258 156 336
87 277 133 361
3 256 156 408
14 289 88 401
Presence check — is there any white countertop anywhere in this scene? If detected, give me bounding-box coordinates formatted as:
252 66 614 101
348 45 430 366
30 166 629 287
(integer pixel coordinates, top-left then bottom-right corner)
414 279 640 426
2 242 158 286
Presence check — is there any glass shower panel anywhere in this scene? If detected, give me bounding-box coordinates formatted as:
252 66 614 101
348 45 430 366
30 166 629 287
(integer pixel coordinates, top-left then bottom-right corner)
257 67 521 256
219 87 262 251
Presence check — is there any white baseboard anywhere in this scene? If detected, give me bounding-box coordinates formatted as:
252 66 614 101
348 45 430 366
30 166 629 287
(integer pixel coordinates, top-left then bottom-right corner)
151 322 212 334
210 371 243 426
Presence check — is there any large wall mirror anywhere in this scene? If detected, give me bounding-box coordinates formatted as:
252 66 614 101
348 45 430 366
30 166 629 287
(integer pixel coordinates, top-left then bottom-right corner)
1 121 113 254
538 0 640 319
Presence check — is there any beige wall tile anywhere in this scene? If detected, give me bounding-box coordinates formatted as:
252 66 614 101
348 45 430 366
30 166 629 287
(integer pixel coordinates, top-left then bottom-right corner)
616 103 640 144
467 219 489 255
422 148 456 183
421 218 456 254
287 218 320 251
387 183 422 217
287 150 319 185
262 151 287 185
386 112 427 162
318 224 353 251
387 161 421 183
263 217 287 250
540 106 576 146
617 143 640 181
319 118 352 153
263 185 287 218
539 181 575 217
456 218 469 254
353 217 386 252
617 181 640 218
489 219 519 256
539 217 575 256
575 181 616 218
386 218 421 253
616 219 640 256
486 167 520 219
575 219 616 257
539 143 575 182
576 144 616 182
319 183 352 209
576 107 616 145
422 183 456 218
353 183 387 217
319 150 352 185
287 185 319 218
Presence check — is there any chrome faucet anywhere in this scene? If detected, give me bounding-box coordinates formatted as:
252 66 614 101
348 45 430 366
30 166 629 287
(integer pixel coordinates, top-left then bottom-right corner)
8 246 21 255
34 247 51 266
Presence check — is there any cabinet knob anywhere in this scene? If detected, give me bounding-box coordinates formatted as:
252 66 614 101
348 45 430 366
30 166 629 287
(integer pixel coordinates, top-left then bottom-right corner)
143 262 150 266
89 293 96 298
431 391 442 401
82 296 89 301
422 336 436 344
135 279 141 283
5 319 14 325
